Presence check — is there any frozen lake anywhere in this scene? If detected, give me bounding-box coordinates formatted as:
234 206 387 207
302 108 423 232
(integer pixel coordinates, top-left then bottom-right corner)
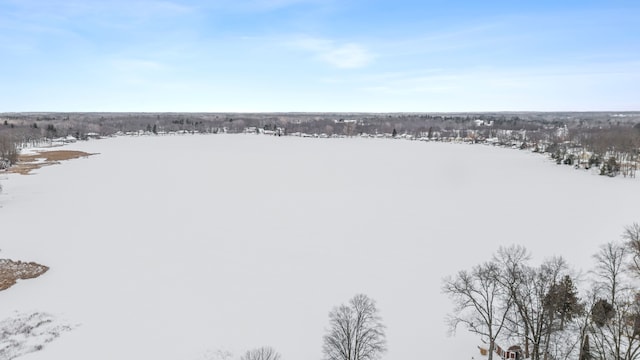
1 134 639 360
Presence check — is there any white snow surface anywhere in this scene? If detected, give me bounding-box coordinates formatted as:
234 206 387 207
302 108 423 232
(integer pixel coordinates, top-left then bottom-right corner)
1 134 639 360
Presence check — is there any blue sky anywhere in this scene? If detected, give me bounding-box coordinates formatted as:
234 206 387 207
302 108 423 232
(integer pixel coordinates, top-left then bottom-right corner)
1 0 639 112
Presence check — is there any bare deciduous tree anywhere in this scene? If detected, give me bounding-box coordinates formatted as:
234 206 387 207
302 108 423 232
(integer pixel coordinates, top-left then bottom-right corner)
202 349 233 360
623 223 640 275
592 242 628 308
443 261 512 360
589 241 640 360
240 347 281 360
323 294 386 360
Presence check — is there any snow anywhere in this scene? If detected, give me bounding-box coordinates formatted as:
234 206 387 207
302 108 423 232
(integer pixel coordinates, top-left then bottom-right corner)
1 134 639 360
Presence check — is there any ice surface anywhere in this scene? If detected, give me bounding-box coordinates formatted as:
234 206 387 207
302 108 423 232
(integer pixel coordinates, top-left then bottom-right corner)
1 134 639 360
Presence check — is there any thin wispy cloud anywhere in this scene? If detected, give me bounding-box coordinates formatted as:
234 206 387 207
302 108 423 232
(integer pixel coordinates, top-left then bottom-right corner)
106 58 169 86
3 0 196 25
247 0 321 9
217 0 332 12
292 37 375 69
364 62 639 94
379 22 507 57
355 60 640 111
111 58 166 72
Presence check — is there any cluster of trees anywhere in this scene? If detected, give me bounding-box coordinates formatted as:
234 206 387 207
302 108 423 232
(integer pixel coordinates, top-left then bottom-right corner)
0 134 18 169
547 126 640 177
443 223 640 360
574 127 640 177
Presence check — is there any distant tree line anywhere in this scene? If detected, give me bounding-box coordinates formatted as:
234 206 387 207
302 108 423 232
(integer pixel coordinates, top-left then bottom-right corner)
443 223 640 360
2 111 640 178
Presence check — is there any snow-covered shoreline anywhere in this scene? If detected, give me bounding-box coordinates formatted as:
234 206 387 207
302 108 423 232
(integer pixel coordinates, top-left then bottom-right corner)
8 130 637 182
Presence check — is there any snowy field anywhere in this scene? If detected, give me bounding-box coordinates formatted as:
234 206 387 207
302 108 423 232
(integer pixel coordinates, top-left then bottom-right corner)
1 134 639 360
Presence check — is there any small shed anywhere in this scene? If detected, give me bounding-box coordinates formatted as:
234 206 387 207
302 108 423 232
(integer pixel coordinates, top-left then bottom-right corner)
504 345 523 359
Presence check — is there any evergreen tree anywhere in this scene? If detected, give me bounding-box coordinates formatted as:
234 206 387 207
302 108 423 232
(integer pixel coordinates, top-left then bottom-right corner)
45 124 57 137
591 299 615 327
544 275 584 329
579 334 591 360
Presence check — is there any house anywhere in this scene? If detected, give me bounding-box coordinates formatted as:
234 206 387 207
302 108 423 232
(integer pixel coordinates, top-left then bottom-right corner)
480 343 523 360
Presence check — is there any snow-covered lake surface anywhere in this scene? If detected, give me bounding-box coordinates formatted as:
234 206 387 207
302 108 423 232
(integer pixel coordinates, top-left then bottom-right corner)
1 134 639 360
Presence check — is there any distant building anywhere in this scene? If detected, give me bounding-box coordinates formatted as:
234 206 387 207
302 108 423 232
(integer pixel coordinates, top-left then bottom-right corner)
474 119 494 127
